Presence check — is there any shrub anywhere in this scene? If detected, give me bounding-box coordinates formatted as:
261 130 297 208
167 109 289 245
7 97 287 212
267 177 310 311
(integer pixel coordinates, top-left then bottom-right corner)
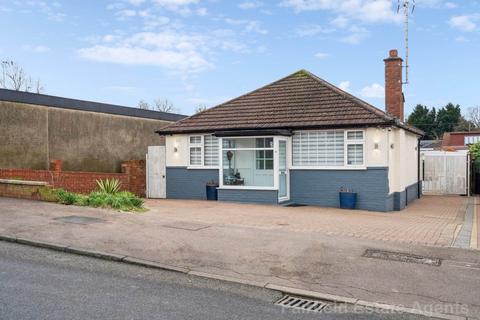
57 189 79 205
96 178 121 194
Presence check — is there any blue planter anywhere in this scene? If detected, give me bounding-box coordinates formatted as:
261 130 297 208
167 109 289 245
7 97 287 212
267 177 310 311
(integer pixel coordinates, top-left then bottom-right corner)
206 185 218 201
339 192 357 209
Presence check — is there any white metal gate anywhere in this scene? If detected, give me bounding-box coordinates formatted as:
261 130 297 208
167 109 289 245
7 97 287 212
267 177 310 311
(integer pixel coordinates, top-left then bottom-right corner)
422 151 469 195
146 146 166 198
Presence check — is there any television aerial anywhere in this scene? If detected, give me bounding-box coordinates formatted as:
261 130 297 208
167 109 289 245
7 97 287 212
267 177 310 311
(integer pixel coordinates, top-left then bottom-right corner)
397 0 415 84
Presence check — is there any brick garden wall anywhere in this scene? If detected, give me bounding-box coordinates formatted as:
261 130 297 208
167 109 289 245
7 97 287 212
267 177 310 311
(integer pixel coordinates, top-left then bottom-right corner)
0 160 146 197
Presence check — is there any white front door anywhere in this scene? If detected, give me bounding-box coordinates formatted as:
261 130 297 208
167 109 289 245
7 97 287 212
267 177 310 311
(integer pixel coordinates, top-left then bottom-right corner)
278 138 289 201
146 146 166 198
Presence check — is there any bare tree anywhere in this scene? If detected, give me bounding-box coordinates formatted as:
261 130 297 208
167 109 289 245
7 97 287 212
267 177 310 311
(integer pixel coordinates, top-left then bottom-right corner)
468 106 480 129
137 98 179 113
194 104 208 114
137 99 150 110
1 60 44 93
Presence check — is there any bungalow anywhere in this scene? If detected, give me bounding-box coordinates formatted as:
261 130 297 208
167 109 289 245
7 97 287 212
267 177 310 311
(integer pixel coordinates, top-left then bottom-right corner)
156 49 423 212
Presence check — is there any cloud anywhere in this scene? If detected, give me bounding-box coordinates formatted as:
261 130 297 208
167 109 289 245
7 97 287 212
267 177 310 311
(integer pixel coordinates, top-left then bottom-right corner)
225 18 268 35
360 83 384 98
331 15 349 28
295 24 335 37
338 81 350 92
449 14 479 32
238 1 263 9
281 0 401 24
22 45 51 53
78 31 213 73
152 0 199 14
339 25 369 44
445 2 458 9
314 52 329 59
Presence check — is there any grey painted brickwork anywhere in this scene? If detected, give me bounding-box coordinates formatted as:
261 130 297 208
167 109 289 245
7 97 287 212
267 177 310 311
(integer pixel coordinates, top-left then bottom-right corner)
166 167 217 200
289 167 390 212
389 182 421 211
218 189 278 204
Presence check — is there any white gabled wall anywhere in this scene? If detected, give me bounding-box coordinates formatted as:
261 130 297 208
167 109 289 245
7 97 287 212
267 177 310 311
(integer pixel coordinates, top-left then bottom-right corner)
365 127 389 167
388 128 419 193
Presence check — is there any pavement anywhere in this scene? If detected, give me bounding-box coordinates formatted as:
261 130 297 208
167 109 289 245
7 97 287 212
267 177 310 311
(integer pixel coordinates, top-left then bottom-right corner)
0 196 479 319
0 241 434 320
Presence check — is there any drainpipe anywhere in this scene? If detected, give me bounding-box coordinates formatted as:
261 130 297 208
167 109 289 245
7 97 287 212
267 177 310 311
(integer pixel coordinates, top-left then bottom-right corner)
417 138 421 199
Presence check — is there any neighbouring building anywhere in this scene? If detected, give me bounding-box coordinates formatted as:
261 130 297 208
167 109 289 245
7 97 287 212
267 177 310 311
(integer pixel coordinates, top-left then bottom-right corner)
0 89 185 173
155 49 423 212
442 131 480 150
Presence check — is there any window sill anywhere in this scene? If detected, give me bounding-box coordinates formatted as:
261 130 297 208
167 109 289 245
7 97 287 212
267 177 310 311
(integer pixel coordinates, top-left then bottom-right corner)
218 186 277 191
187 166 219 170
289 166 367 171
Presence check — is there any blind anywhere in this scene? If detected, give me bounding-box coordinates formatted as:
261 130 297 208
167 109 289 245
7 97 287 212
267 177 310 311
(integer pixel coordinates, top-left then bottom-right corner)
347 144 363 165
204 135 219 166
293 130 344 166
190 147 202 165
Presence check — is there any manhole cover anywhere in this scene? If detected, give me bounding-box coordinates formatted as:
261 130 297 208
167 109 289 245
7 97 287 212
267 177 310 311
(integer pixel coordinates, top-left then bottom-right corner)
54 215 106 225
162 221 210 231
363 249 441 266
275 295 327 313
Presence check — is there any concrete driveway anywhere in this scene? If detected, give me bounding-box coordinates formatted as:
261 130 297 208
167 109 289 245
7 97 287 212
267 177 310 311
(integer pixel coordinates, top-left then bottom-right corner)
146 195 470 247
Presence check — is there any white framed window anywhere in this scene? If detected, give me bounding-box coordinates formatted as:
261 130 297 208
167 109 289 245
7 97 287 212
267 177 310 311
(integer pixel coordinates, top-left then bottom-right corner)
345 130 365 166
188 135 219 168
220 137 275 188
292 129 365 168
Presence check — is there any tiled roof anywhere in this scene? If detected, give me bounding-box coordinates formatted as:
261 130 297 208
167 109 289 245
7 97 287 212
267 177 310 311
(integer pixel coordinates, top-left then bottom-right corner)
157 70 422 135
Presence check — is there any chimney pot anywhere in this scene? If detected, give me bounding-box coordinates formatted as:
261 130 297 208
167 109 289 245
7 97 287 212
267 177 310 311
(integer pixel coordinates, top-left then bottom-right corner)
389 49 398 58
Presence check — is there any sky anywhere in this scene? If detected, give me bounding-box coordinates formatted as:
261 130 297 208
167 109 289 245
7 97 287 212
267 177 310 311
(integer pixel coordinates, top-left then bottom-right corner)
0 0 479 116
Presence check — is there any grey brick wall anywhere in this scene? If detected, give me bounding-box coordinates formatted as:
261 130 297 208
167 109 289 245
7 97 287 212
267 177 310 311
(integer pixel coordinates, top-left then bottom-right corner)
166 167 218 200
289 167 390 212
218 189 278 204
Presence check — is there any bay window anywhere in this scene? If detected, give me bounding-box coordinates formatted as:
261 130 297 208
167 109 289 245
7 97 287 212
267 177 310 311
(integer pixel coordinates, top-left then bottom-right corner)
221 137 274 187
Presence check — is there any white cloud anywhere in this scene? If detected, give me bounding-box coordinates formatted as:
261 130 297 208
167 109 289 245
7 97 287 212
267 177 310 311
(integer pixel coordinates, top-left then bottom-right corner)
128 0 146 5
281 0 401 24
78 31 212 73
449 14 479 32
225 18 268 35
314 52 329 59
295 24 335 37
238 1 263 9
360 83 384 98
33 45 51 53
455 35 470 42
116 9 137 19
340 25 369 44
331 15 348 28
196 7 207 16
445 2 458 9
338 81 350 92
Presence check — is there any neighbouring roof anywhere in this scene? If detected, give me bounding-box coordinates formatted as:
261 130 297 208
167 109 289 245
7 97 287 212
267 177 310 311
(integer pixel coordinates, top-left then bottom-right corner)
156 70 423 136
420 140 442 149
0 88 186 122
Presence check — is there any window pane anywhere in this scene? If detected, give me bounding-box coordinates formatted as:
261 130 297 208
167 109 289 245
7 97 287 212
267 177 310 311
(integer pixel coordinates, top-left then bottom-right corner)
265 138 273 148
190 136 201 144
347 131 363 140
347 144 364 165
265 160 274 170
204 135 219 166
292 130 344 166
222 150 273 187
190 147 202 165
255 138 265 148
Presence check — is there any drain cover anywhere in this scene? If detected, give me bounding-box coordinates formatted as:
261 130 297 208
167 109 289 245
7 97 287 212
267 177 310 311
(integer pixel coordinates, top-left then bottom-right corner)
363 249 441 266
54 215 105 225
275 295 327 313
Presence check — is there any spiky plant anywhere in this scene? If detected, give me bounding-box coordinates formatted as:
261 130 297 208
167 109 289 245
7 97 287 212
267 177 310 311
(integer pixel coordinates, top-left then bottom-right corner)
96 178 121 194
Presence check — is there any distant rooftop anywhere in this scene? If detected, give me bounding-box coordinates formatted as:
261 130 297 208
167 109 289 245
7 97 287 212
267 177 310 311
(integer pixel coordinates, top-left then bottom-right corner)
0 88 186 122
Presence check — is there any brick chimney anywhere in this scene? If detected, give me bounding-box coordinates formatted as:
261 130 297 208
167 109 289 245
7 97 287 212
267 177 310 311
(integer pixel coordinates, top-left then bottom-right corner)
384 49 404 122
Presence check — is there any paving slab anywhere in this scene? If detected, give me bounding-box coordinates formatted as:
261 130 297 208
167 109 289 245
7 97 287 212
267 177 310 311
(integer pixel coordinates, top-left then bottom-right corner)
0 196 478 319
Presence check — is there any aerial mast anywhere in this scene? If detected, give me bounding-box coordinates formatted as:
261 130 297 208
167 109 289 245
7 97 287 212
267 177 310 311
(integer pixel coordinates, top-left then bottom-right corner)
397 0 415 84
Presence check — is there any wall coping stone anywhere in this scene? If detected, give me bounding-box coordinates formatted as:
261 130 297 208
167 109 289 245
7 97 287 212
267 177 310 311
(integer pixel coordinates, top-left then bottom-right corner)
0 179 48 186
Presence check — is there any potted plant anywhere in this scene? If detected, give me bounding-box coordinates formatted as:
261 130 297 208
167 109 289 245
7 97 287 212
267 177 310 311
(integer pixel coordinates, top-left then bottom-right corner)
339 187 357 209
206 180 219 201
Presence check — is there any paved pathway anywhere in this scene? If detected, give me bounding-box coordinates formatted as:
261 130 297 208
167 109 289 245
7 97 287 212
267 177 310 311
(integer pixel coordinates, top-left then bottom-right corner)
0 196 479 319
146 195 467 247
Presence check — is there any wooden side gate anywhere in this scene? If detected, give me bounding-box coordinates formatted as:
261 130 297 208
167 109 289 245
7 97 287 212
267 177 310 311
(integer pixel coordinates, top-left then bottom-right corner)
422 151 469 195
146 146 166 198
